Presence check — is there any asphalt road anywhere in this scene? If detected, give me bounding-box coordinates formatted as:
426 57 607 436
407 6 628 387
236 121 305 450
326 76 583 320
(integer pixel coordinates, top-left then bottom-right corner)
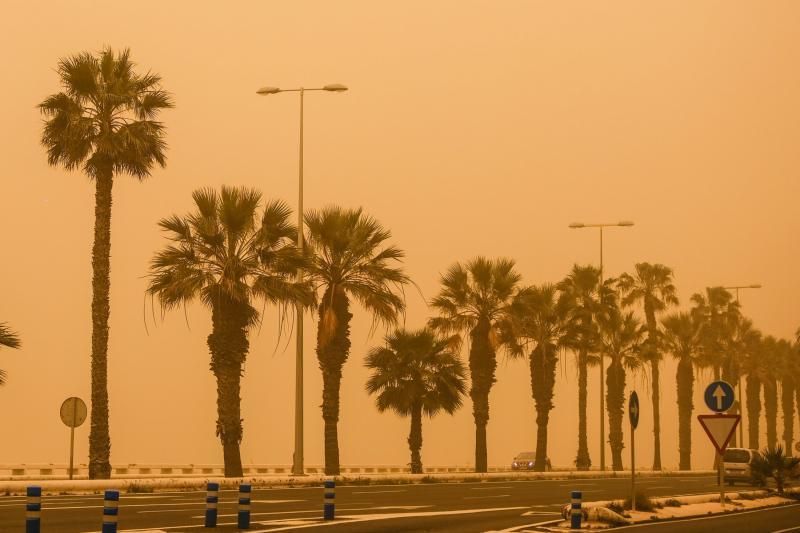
0 474 751 532
603 503 800 533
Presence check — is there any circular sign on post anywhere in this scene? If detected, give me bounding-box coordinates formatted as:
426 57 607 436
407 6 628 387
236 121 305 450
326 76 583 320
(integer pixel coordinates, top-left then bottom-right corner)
629 391 640 430
60 397 87 428
704 381 735 413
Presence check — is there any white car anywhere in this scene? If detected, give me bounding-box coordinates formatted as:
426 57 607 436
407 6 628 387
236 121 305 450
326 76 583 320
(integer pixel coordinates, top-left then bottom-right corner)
723 447 758 485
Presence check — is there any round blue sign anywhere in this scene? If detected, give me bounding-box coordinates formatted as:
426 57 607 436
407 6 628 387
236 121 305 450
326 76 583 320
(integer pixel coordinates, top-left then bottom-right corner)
629 391 640 429
704 380 735 413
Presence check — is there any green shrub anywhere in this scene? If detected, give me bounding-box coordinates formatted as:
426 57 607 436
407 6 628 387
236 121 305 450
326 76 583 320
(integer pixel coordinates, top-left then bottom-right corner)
663 498 682 507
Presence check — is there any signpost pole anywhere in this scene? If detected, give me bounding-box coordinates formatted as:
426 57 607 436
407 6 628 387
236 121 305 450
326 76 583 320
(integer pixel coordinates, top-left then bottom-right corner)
718 450 724 507
631 421 636 512
69 426 75 480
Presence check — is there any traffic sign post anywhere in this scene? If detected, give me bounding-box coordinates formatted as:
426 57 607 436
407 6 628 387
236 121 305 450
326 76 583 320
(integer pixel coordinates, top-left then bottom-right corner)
699 381 740 508
60 397 87 480
628 392 639 512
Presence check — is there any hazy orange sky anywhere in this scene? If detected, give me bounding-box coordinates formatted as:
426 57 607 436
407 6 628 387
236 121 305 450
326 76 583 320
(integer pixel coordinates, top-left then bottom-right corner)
1 1 799 471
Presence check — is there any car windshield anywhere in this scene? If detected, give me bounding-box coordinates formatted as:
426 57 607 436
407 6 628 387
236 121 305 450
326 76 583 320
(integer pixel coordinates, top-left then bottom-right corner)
515 453 535 461
723 449 751 463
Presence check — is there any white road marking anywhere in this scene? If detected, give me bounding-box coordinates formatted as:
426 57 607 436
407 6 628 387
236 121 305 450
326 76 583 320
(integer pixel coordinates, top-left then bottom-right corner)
487 518 562 532
204 504 432 519
471 486 512 490
250 499 306 504
350 489 406 494
772 527 800 533
463 494 511 499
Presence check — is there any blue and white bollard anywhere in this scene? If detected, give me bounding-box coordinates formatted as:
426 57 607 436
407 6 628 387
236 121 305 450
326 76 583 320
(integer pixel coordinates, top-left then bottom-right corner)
102 490 119 533
204 482 219 528
26 486 41 533
237 484 251 529
570 490 582 529
323 480 335 520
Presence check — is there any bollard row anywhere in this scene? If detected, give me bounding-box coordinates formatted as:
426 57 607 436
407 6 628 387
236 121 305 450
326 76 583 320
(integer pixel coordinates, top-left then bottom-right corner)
23 480 339 530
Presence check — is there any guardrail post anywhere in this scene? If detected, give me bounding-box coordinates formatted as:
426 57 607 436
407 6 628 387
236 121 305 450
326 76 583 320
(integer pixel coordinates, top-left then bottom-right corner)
570 490 582 529
26 486 41 533
102 490 119 533
204 482 219 527
237 484 251 529
323 479 335 520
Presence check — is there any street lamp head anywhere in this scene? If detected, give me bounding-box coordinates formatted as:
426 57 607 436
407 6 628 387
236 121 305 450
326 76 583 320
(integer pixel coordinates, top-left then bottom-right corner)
323 83 348 92
749 284 762 289
618 220 635 227
568 222 585 229
256 86 281 95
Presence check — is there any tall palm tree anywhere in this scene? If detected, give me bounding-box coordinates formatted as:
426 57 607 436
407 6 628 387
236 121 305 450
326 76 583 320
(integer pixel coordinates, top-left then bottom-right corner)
0 323 21 386
661 312 701 470
39 48 173 479
147 187 311 477
690 287 740 380
511 284 570 471
557 265 608 470
760 336 782 450
429 257 523 473
305 206 408 475
739 326 765 449
779 340 797 453
618 263 678 471
365 328 467 474
597 308 644 471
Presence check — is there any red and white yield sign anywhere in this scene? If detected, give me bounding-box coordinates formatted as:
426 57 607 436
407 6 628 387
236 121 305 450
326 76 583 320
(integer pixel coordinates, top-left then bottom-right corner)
697 414 741 454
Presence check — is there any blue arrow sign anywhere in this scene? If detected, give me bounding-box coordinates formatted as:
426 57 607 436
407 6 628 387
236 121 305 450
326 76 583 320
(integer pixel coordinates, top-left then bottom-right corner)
704 381 735 413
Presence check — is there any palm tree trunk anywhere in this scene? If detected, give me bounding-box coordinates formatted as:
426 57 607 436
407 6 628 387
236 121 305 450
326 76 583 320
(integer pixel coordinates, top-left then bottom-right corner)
676 357 694 470
651 359 662 470
316 287 352 476
606 360 625 471
469 317 496 473
531 346 555 472
576 349 591 470
408 402 423 474
781 378 794 453
746 375 761 449
208 298 250 478
89 170 113 480
644 307 662 471
764 379 778 450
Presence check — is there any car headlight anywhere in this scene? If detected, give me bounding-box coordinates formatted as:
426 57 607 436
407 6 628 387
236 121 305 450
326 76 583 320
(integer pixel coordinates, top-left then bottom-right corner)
528 462 534 467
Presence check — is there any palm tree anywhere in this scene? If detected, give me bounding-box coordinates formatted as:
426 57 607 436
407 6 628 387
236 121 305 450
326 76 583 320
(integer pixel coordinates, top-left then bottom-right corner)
690 287 740 380
305 206 408 475
365 328 467 474
147 187 312 477
597 308 644 471
39 48 173 479
618 263 678 471
511 284 570 471
739 324 765 449
751 446 800 493
760 336 782 450
0 323 21 386
557 265 607 470
661 312 701 470
429 257 523 473
779 340 797 453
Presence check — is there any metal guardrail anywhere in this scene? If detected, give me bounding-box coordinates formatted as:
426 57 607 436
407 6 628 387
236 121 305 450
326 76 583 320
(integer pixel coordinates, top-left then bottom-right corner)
0 463 497 479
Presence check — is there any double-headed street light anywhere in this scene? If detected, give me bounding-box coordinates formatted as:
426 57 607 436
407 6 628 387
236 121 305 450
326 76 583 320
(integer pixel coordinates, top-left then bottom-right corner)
257 83 348 476
568 220 634 471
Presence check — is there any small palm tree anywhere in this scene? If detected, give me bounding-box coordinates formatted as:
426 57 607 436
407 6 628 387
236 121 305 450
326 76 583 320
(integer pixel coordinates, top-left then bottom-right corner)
39 48 173 479
750 446 800 493
618 263 678 471
661 312 701 470
0 323 21 386
365 328 467 474
511 284 569 471
148 186 312 477
597 308 644 471
429 257 524 473
305 206 409 475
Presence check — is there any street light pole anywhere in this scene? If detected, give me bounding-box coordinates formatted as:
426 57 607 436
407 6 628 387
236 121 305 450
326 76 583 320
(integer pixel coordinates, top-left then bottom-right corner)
257 83 348 476
720 284 762 449
569 220 634 471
